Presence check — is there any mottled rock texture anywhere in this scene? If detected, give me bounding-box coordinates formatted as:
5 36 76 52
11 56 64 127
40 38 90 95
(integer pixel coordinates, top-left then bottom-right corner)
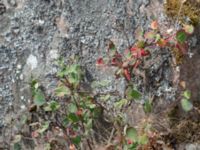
1 0 200 149
0 0 154 127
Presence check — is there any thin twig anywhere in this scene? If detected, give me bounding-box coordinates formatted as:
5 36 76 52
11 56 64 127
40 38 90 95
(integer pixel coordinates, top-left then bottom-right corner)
72 95 93 150
175 0 185 29
108 127 115 144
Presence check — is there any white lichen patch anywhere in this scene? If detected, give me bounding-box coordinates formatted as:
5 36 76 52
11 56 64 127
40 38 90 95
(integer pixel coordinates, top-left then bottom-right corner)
49 50 59 60
17 64 22 69
27 54 38 70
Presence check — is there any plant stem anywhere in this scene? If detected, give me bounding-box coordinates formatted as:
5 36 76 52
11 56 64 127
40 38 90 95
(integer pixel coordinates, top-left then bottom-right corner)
175 0 185 29
72 95 93 150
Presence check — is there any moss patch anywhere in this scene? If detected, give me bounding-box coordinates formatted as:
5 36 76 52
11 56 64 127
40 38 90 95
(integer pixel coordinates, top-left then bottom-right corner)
164 0 200 25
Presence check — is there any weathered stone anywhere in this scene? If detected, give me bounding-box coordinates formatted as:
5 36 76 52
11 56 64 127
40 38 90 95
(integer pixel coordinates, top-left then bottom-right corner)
0 0 154 129
0 16 10 33
2 0 199 149
0 3 6 15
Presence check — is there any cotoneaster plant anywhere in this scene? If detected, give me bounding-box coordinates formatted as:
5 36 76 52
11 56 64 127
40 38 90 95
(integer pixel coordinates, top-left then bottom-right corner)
11 21 195 150
96 20 194 81
15 60 102 150
95 20 195 149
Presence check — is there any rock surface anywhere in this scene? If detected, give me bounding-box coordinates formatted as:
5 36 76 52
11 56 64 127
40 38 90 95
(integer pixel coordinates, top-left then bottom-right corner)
0 0 154 128
1 0 200 149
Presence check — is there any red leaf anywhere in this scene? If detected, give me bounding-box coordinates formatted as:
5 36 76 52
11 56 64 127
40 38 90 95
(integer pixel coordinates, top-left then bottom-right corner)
130 47 140 58
122 60 129 68
114 52 122 58
131 48 150 58
130 46 137 52
140 49 150 56
127 139 133 145
151 20 158 30
157 39 167 47
67 127 76 137
76 108 83 116
96 57 104 66
176 42 188 54
69 144 76 150
111 52 122 66
111 58 117 65
124 49 130 55
31 131 39 138
133 60 141 69
124 68 131 81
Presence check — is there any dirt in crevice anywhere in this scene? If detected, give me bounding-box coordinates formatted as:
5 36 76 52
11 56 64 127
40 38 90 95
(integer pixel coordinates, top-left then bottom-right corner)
164 0 200 25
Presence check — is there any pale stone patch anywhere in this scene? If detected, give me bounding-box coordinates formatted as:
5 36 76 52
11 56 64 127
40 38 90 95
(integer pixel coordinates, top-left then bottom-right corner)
49 50 59 60
27 54 38 70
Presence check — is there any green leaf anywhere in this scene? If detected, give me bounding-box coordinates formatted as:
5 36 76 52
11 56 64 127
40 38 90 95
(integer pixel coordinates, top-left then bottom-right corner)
57 69 68 78
44 101 60 112
55 86 70 97
138 134 148 145
91 80 111 88
126 127 138 141
34 82 39 89
127 143 138 150
181 98 193 112
110 45 116 51
143 100 152 113
72 136 81 145
92 107 102 118
20 115 27 124
30 79 38 89
62 117 69 127
131 90 141 100
176 30 187 43
155 34 161 42
108 42 117 56
68 103 78 113
183 90 191 99
85 119 93 130
101 94 110 101
125 51 132 59
68 113 79 123
13 135 22 143
136 41 145 48
123 145 128 150
68 72 79 85
13 143 21 150
34 90 45 106
144 31 156 40
88 104 96 109
49 101 60 111
38 122 49 133
68 65 82 76
114 99 128 109
44 143 51 150
126 88 141 100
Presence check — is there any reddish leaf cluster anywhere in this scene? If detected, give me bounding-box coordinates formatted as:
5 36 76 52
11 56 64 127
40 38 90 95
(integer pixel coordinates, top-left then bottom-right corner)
97 43 150 81
130 47 150 58
96 57 104 66
96 21 194 81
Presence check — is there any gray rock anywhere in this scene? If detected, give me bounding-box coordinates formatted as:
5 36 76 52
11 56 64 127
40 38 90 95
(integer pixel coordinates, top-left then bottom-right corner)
0 1 181 147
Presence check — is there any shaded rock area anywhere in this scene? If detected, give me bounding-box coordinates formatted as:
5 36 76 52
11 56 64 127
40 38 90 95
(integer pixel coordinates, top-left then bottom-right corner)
0 0 200 149
0 0 152 128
